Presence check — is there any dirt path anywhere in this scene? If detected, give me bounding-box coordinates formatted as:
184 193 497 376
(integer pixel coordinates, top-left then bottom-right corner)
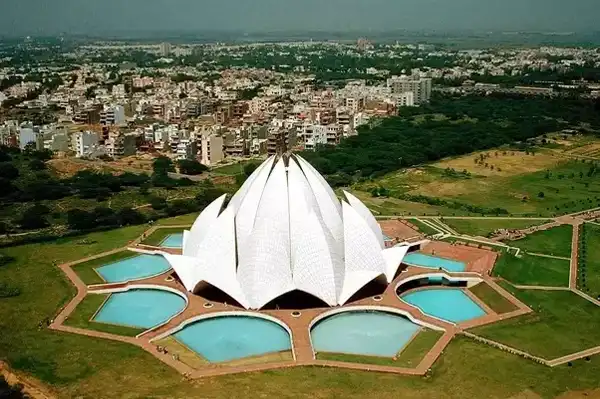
0 361 55 399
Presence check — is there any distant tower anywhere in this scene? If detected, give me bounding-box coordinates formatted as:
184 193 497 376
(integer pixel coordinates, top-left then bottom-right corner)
159 42 172 57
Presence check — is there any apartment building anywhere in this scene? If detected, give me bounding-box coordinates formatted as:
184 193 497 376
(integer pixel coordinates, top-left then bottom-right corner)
387 76 432 104
72 131 100 158
198 133 224 166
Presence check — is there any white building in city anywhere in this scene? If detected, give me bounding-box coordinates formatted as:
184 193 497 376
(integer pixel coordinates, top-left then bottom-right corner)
160 154 409 309
72 131 100 158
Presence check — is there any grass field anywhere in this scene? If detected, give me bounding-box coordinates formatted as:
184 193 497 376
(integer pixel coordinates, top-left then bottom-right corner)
351 190 473 217
211 160 259 176
407 218 441 236
507 225 573 257
2 224 600 398
71 250 138 286
316 329 442 368
492 253 571 287
442 218 552 237
63 294 144 337
358 148 600 216
579 223 600 298
141 227 184 246
470 285 600 359
468 282 518 313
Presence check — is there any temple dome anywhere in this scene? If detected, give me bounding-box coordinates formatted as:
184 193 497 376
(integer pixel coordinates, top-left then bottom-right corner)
161 154 409 309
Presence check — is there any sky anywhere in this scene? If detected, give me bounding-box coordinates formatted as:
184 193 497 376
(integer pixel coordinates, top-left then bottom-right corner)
0 0 598 36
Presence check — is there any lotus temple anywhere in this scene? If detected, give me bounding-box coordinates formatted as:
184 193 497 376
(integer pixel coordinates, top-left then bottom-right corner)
51 154 532 377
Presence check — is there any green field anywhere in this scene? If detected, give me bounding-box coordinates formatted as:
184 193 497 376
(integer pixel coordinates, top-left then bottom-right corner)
63 294 144 337
72 250 138 285
579 223 600 298
492 253 571 287
407 218 441 235
2 224 600 398
141 227 184 246
470 285 600 359
442 218 552 237
506 225 573 257
352 191 473 217
316 329 443 368
211 160 259 176
357 156 600 217
468 282 518 313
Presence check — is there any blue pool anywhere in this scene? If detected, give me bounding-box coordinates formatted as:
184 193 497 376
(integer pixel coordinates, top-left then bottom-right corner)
94 289 186 329
403 252 466 272
95 254 171 283
401 288 485 323
174 316 291 363
311 311 420 357
160 233 183 248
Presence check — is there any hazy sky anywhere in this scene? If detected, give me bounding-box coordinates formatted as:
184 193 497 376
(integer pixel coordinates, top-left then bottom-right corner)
1 0 598 36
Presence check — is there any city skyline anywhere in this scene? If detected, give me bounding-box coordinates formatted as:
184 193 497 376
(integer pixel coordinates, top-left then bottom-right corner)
0 0 599 36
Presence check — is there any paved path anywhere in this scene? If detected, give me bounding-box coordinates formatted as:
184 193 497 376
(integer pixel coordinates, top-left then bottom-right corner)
547 345 600 367
512 285 570 291
527 252 571 261
569 221 582 290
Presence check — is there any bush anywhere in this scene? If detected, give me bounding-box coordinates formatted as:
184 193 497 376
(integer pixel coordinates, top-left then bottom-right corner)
177 159 208 175
149 196 168 210
16 204 50 230
0 374 27 398
0 282 20 298
0 254 15 267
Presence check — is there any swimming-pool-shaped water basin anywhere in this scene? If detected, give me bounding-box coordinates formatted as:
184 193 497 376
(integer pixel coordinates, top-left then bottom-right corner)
160 233 184 248
401 288 485 323
403 253 466 272
93 289 186 329
173 316 292 363
95 254 171 283
310 311 421 357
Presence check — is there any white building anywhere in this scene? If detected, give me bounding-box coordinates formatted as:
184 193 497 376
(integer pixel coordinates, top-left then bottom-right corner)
71 131 100 158
387 76 432 104
160 154 409 309
199 133 224 166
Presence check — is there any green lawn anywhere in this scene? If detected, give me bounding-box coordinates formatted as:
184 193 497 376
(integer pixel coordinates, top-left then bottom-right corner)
442 218 552 237
492 253 571 287
316 329 442 369
506 225 573 257
407 218 441 236
3 223 600 398
468 282 518 313
141 227 184 246
470 285 600 359
72 250 139 286
63 294 145 337
362 158 600 217
211 160 258 176
155 213 196 226
395 330 444 367
579 223 600 298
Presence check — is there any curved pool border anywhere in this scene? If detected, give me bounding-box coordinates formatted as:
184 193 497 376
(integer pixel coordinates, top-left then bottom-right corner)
403 258 467 273
90 284 189 338
308 305 446 360
89 249 173 287
149 311 296 361
397 285 488 326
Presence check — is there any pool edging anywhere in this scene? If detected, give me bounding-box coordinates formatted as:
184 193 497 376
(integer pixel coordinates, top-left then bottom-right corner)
398 286 488 325
307 306 446 360
89 284 189 338
89 252 173 288
148 311 296 361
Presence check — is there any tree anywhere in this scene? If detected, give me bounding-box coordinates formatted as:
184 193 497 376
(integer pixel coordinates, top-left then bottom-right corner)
28 159 46 171
0 374 28 398
149 196 168 210
176 159 208 175
117 208 146 226
243 162 259 177
538 191 545 198
66 209 96 230
17 204 50 229
0 162 19 180
152 156 175 175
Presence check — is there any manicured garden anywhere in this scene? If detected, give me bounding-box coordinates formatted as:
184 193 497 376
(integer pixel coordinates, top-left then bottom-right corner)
468 282 518 314
492 253 571 287
63 294 144 337
470 284 600 359
506 225 573 257
1 223 600 398
442 218 552 238
578 223 600 299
